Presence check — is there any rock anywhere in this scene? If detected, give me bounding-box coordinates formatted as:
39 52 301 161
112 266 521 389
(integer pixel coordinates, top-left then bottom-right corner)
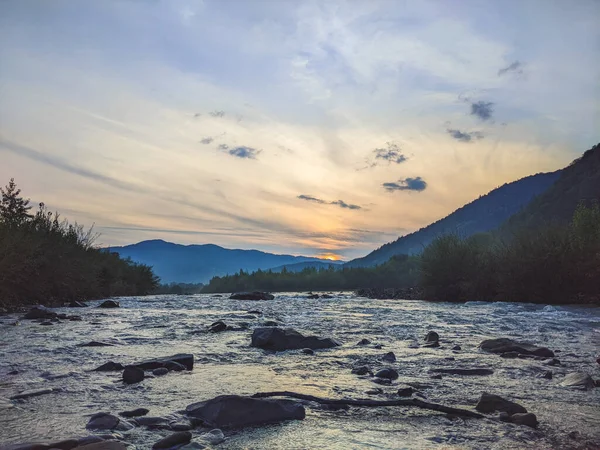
423 341 440 348
179 443 207 450
165 361 187 372
479 338 554 358
119 408 149 418
301 348 314 355
475 393 527 415
320 294 333 299
10 388 53 400
86 413 120 430
250 327 340 351
374 368 399 380
23 306 57 320
541 370 553 380
382 352 396 362
152 431 192 448
208 321 227 333
247 310 262 315
365 388 383 395
186 395 305 428
500 351 519 359
351 366 371 376
79 341 114 347
430 368 494 376
498 412 511 422
307 294 319 299
39 321 54 326
135 354 194 371
75 442 127 450
425 331 439 343
510 412 538 428
229 292 274 300
397 386 415 397
93 361 124 371
153 368 169 376
0 443 52 450
98 300 120 308
135 416 168 426
371 377 392 385
357 338 371 346
170 422 192 431
68 301 87 307
47 439 79 450
262 320 278 327
123 365 145 384
199 429 225 445
430 374 442 379
543 358 561 366
559 372 596 390
452 345 461 351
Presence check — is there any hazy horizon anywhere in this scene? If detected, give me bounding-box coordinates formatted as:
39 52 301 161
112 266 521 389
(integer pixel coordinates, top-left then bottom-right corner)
1 0 598 260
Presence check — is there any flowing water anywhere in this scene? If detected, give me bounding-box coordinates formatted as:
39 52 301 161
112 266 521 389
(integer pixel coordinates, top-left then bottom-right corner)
1 294 599 449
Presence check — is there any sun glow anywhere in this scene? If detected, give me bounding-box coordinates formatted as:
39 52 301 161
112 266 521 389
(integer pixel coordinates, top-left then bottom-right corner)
319 253 343 261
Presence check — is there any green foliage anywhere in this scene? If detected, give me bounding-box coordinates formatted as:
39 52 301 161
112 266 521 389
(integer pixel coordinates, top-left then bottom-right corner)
419 203 600 304
0 179 159 309
203 255 420 293
155 282 205 295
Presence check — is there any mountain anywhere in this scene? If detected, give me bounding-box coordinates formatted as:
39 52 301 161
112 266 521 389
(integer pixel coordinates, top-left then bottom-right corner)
107 240 334 283
345 170 562 267
269 260 343 273
503 143 600 232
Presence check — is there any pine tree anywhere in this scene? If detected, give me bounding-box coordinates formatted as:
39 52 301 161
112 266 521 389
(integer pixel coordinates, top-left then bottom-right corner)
0 178 33 227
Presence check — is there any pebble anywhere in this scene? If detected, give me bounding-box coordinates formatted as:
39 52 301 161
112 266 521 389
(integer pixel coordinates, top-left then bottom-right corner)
200 429 226 445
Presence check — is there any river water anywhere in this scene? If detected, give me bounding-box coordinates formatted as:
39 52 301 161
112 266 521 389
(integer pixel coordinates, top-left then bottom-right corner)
1 294 599 449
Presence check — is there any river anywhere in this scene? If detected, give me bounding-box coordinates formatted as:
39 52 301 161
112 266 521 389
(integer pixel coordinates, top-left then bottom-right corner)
1 294 599 449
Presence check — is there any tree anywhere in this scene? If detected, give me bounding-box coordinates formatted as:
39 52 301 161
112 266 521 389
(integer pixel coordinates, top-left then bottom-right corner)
0 179 32 227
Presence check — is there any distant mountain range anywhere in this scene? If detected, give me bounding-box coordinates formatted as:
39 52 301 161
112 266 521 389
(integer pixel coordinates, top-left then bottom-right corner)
108 240 339 283
345 170 562 267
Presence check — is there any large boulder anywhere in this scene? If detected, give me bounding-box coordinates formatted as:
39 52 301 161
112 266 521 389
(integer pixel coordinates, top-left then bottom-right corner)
251 327 339 351
93 361 124 371
23 306 57 320
374 368 399 380
123 366 145 384
479 338 554 358
475 393 527 415
510 413 538 428
98 300 120 308
230 292 275 300
86 413 120 430
135 354 194 371
559 372 596 390
186 395 305 428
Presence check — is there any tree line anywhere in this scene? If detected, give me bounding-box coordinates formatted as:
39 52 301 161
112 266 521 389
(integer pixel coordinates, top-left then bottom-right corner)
203 203 600 305
0 179 159 310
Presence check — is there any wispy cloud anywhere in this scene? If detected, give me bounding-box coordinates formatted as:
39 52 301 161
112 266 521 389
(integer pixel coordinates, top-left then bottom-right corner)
209 110 225 118
447 129 484 143
228 146 261 159
298 195 362 210
217 143 229 150
470 101 494 121
383 177 427 192
498 61 523 76
199 137 214 144
373 142 408 165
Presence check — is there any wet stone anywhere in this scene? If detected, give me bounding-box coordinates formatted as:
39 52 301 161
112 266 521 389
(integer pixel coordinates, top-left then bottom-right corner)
374 368 399 380
475 393 527 415
510 412 538 428
47 439 78 450
559 372 596 390
452 345 461 351
397 386 415 397
98 300 120 308
430 368 494 376
301 348 314 355
208 321 227 333
500 351 519 359
382 352 396 362
351 366 371 376
94 361 124 372
153 367 169 376
123 365 145 384
86 413 120 430
424 331 439 343
357 338 371 346
199 429 226 445
119 408 149 418
165 361 186 372
135 416 169 427
170 422 192 431
371 377 392 385
543 358 561 366
76 442 126 450
480 338 554 358
10 388 53 400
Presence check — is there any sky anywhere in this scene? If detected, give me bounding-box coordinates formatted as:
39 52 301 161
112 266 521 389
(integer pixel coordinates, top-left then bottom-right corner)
1 0 599 261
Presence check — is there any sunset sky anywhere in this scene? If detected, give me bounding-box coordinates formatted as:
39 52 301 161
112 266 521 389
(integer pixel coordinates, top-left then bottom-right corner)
1 0 598 260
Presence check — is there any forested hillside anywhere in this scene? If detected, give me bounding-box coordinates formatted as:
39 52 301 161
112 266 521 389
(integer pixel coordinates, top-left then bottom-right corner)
346 170 561 267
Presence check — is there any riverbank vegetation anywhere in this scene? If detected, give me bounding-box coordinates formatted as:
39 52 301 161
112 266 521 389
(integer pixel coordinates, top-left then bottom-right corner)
0 179 159 310
203 203 600 305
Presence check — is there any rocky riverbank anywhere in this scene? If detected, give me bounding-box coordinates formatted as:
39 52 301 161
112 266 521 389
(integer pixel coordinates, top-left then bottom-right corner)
1 294 599 449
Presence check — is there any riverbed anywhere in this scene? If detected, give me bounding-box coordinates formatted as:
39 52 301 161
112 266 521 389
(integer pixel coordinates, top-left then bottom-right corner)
1 294 599 449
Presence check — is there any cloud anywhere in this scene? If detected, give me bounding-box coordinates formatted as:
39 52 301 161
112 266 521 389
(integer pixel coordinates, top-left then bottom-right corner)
373 142 408 164
199 137 214 144
383 177 427 192
298 195 362 210
209 110 225 118
447 129 484 142
217 143 229 150
228 146 261 159
470 101 494 121
498 61 523 76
